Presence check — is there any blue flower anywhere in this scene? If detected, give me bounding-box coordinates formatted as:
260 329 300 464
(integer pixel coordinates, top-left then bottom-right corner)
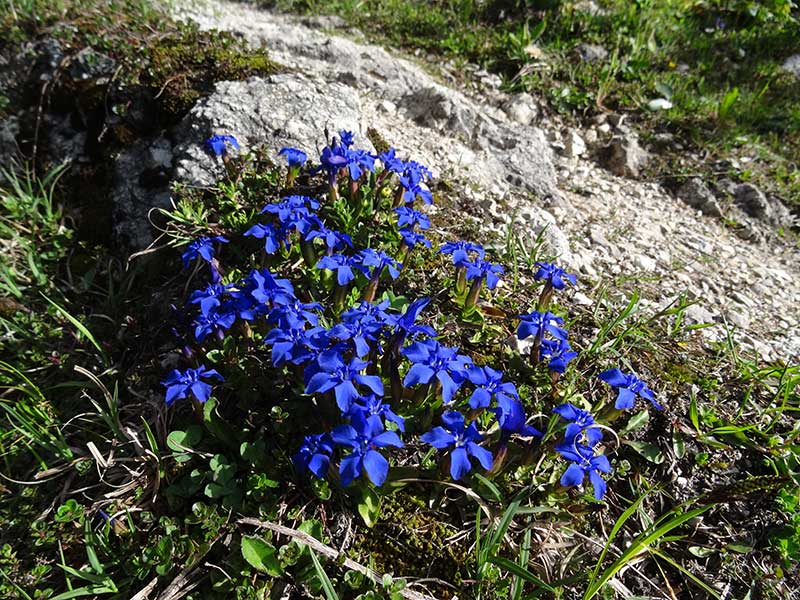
465 259 504 290
394 206 431 230
386 298 437 348
493 396 541 438
378 148 406 174
261 196 320 221
315 139 350 185
306 224 353 254
345 148 376 181
265 325 326 367
241 269 295 307
181 236 229 267
306 351 384 412
162 365 223 406
339 130 355 148
438 241 485 267
346 393 405 432
205 135 240 156
399 165 433 204
341 300 393 328
354 249 402 281
329 316 385 358
316 254 357 286
598 368 661 410
244 223 284 254
534 262 577 290
517 311 568 341
399 228 431 249
293 433 334 478
332 412 403 486
268 298 322 330
193 307 237 342
466 365 519 410
540 339 578 374
279 147 308 168
553 403 603 446
554 441 611 500
420 411 493 481
401 339 472 403
189 282 231 317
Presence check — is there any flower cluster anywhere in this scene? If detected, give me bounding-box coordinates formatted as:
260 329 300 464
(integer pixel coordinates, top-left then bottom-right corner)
163 131 660 503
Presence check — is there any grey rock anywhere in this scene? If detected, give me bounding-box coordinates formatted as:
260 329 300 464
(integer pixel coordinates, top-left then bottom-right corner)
781 54 800 79
576 43 608 63
727 309 751 330
502 92 538 126
599 134 649 178
633 254 657 272
564 129 586 158
683 303 717 325
112 136 174 248
67 47 116 82
677 178 722 217
0 116 20 182
733 183 770 220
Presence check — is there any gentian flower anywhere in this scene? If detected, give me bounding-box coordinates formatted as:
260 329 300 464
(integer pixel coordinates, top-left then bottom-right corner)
386 298 437 349
162 365 223 406
341 300 393 328
517 311 568 342
354 249 402 302
394 206 431 230
181 236 229 267
353 249 403 279
420 411 493 480
293 433 334 478
555 441 611 500
332 411 403 486
265 325 326 367
329 316 385 358
553 403 603 446
399 228 431 250
438 241 485 267
379 148 406 174
315 139 349 187
189 282 231 317
205 135 239 157
534 262 577 290
316 254 356 286
401 339 472 403
598 368 661 410
493 396 541 438
339 130 355 148
345 148 376 181
268 298 322 330
305 350 384 411
465 259 504 290
193 307 237 342
540 338 578 374
305 224 353 254
398 166 433 205
466 366 519 410
346 394 405 432
241 269 295 307
244 223 284 254
278 147 307 168
261 196 320 221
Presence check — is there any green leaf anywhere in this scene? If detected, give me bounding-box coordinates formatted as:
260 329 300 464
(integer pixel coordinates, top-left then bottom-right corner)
241 536 283 576
357 487 381 528
620 411 649 435
624 440 664 464
167 426 203 462
309 548 339 600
